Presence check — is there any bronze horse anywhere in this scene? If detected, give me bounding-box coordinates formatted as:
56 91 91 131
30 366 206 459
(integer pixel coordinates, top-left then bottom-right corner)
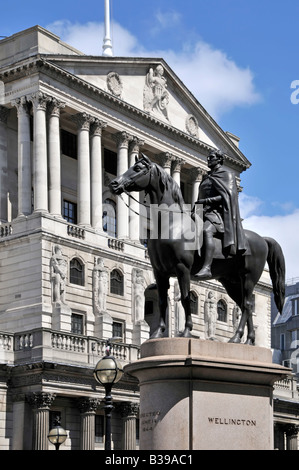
110 154 285 345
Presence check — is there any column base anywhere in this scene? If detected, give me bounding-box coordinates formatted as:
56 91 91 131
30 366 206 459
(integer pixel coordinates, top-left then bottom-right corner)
125 338 291 450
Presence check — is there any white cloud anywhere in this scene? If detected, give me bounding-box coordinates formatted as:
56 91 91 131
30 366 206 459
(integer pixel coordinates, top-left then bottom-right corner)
239 193 264 219
154 9 182 30
46 20 260 119
162 42 261 118
242 210 299 282
47 20 142 57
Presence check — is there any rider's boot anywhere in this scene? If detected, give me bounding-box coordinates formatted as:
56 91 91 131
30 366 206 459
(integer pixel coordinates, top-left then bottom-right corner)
194 232 215 280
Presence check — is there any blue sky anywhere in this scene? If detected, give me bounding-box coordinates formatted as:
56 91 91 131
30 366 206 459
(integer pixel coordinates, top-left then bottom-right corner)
2 0 299 279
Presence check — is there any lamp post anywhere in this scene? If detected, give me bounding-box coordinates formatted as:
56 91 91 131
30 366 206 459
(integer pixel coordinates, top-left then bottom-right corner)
93 338 124 450
48 416 67 451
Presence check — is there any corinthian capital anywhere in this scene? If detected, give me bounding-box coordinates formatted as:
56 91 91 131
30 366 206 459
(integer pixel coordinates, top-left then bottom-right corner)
11 96 30 115
30 91 52 111
90 118 108 137
73 112 94 131
112 131 133 149
48 98 66 117
129 137 145 155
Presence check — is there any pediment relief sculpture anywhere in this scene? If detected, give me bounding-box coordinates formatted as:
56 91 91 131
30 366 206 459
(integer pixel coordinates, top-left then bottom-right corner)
143 65 170 123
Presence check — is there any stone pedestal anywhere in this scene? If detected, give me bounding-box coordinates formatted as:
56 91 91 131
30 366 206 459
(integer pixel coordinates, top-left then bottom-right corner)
52 303 72 332
125 338 291 450
94 311 113 339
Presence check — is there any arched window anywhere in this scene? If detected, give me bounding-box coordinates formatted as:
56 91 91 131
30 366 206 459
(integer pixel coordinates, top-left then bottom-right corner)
110 269 124 296
70 258 84 286
217 299 227 322
190 291 198 315
103 199 116 238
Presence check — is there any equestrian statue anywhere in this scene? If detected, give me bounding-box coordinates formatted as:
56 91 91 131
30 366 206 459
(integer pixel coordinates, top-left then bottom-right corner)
109 151 285 345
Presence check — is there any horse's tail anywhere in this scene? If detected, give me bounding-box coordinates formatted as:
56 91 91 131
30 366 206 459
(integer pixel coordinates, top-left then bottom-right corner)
264 237 285 314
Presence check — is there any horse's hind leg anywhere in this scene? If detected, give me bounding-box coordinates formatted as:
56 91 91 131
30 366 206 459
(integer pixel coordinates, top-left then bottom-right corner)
176 263 193 338
229 275 256 345
150 271 170 339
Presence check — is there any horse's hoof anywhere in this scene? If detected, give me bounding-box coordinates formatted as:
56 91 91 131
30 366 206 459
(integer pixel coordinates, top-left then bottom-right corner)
245 338 255 346
150 328 164 339
228 335 241 344
177 329 192 338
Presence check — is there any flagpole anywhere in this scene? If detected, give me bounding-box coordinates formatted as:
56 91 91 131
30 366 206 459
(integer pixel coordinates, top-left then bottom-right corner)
102 0 113 56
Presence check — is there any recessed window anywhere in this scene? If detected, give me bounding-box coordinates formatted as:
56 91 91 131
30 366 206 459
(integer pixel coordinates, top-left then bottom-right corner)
103 199 116 237
190 291 198 315
110 269 124 296
292 298 299 316
112 321 124 340
63 200 77 224
70 258 84 286
61 129 77 159
71 313 84 335
217 300 227 322
104 148 117 175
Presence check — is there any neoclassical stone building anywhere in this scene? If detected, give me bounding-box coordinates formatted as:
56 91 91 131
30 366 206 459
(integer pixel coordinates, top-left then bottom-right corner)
0 25 277 450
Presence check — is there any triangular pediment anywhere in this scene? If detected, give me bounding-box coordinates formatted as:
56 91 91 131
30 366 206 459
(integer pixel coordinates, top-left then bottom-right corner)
45 54 250 169
0 26 250 170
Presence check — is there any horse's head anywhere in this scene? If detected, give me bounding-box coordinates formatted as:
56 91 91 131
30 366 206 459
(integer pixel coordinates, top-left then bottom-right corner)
109 154 152 195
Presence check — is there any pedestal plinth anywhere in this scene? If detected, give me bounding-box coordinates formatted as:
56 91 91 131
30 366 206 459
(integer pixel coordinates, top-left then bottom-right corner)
124 338 290 450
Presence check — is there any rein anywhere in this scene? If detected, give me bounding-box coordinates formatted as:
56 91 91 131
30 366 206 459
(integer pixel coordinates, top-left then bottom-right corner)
116 160 193 216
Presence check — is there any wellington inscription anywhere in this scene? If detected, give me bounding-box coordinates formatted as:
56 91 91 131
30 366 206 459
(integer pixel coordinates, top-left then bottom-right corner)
208 417 257 426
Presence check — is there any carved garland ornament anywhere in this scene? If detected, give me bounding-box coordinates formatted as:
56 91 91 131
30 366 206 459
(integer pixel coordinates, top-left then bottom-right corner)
107 72 123 97
185 114 199 138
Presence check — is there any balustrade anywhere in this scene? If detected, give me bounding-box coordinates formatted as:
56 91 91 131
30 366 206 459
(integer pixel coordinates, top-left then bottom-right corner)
0 328 140 365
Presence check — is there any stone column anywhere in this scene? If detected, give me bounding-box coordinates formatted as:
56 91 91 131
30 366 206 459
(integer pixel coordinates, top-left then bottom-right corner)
191 167 204 205
31 92 50 213
274 423 285 450
286 424 299 450
0 106 9 222
12 97 32 217
128 137 144 241
113 131 132 239
48 99 65 217
119 402 139 450
157 152 173 175
172 157 184 186
27 392 56 450
75 113 94 227
77 398 100 450
90 119 107 230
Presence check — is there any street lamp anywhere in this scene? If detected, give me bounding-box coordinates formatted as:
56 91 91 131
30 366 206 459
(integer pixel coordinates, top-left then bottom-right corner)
48 416 67 451
93 338 124 450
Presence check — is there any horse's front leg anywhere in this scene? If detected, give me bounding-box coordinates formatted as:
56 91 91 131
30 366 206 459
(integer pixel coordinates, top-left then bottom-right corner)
176 263 193 338
150 272 170 339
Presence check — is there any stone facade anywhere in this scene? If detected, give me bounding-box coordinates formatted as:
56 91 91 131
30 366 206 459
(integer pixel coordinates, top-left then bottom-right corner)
0 26 274 450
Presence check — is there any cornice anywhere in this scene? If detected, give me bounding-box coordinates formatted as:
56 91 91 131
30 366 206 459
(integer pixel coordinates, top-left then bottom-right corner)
0 55 250 171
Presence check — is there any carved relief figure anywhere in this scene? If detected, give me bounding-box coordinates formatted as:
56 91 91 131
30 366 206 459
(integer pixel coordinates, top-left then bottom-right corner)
132 268 146 323
204 291 217 339
50 245 67 304
144 65 170 122
93 257 109 313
